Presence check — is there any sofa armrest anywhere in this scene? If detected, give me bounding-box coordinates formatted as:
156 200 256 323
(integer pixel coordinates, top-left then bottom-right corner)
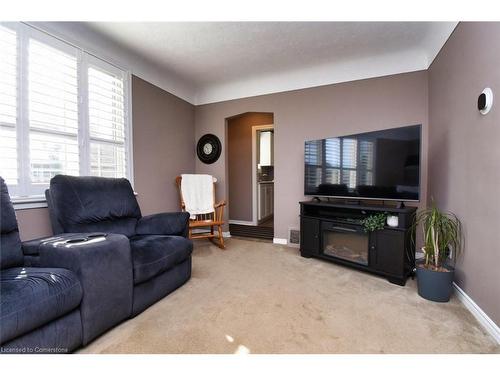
38 233 133 345
136 212 190 237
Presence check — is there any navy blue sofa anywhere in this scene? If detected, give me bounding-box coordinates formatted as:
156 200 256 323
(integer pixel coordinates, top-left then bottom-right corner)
0 177 133 353
45 175 192 316
0 176 82 353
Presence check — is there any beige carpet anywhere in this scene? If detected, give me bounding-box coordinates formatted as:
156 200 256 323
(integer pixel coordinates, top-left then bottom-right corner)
80 238 499 354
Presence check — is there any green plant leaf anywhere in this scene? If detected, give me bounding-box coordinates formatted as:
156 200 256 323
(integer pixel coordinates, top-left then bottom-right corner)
361 213 388 232
410 204 463 269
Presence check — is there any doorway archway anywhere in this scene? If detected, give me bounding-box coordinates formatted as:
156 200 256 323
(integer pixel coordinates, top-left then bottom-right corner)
225 112 274 240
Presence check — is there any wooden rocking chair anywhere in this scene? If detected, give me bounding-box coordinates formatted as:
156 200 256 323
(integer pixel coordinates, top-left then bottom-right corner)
175 175 227 249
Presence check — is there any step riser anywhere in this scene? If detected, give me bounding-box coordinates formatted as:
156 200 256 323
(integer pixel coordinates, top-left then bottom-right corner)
229 224 274 240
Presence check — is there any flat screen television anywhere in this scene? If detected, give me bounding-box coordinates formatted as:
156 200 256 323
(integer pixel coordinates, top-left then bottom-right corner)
304 124 421 201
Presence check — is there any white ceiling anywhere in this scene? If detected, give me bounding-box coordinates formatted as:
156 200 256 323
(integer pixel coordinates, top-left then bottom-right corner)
86 22 457 105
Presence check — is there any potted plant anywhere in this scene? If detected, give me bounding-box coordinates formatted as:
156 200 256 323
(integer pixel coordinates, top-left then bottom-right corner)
412 205 463 302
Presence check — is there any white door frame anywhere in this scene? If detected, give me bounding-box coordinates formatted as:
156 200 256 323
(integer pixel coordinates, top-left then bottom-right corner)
252 124 274 226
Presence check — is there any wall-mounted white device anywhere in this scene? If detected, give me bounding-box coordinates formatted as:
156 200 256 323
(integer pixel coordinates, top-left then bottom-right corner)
478 87 493 115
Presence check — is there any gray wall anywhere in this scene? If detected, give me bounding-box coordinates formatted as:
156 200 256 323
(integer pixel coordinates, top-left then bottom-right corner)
195 71 429 238
16 75 195 240
428 22 500 325
16 208 53 241
227 112 274 222
131 76 195 214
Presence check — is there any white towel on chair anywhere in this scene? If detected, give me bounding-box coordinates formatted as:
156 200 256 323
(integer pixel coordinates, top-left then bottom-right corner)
181 174 214 219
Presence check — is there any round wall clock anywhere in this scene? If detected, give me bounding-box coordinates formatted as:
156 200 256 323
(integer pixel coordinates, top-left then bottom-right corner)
197 134 222 164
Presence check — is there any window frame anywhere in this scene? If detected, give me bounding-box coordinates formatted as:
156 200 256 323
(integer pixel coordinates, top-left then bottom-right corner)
25 25 80 197
0 22 133 208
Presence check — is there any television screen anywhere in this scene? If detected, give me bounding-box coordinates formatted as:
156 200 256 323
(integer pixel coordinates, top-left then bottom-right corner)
304 124 421 201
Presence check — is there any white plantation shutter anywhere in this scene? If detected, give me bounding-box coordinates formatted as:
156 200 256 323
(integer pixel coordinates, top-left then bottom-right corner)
0 25 19 188
87 61 127 178
0 22 132 202
28 36 79 192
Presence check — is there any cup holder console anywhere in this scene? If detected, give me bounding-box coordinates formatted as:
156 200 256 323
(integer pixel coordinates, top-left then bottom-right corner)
64 233 108 244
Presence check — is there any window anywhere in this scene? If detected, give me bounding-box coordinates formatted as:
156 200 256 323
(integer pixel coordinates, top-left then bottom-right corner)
88 61 127 178
0 26 18 187
28 36 79 190
0 23 132 200
258 130 273 166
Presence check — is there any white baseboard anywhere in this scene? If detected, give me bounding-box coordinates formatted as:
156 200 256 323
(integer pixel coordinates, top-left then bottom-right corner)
453 282 500 344
228 220 256 226
222 231 231 238
273 238 287 245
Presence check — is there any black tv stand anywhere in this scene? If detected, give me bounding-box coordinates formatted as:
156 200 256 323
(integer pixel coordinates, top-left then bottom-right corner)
299 200 416 285
344 199 362 205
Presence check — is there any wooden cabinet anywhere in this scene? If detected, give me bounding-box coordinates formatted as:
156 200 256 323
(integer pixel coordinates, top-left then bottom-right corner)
258 182 274 222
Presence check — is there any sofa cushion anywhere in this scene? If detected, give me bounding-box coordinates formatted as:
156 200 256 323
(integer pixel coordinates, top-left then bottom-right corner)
48 175 142 237
0 267 83 344
130 235 192 285
0 177 23 269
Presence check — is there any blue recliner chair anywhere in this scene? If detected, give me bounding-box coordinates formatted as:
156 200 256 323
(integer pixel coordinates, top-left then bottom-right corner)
0 177 133 352
44 175 192 316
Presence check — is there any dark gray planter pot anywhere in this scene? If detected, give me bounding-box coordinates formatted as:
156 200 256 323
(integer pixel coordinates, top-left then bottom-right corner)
416 262 455 302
